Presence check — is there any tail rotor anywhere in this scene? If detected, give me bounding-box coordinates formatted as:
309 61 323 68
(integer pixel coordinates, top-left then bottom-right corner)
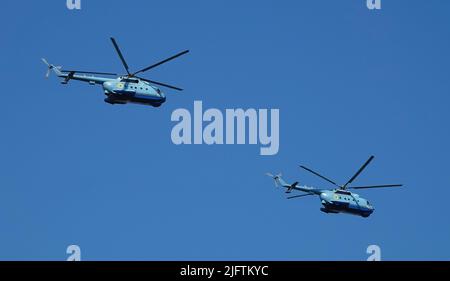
42 58 53 78
41 58 61 79
266 173 282 188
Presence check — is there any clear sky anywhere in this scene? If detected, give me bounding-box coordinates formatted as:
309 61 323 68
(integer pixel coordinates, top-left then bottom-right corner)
0 0 449 260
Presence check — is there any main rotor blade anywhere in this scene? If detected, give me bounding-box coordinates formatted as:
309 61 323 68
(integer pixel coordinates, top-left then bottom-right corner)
343 156 375 189
61 70 117 76
348 184 403 190
110 37 130 75
138 77 183 91
299 165 340 188
287 194 313 200
132 50 189 76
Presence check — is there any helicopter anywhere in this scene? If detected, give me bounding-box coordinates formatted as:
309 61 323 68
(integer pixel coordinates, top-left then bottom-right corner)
42 37 189 107
266 156 403 217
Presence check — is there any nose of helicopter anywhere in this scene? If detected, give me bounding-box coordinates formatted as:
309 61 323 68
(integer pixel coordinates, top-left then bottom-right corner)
154 87 166 101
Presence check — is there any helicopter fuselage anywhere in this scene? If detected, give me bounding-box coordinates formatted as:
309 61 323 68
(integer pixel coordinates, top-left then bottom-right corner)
319 189 374 217
58 73 167 107
103 77 166 107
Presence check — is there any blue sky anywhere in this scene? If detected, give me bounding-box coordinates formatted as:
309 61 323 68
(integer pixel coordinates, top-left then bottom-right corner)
0 0 449 260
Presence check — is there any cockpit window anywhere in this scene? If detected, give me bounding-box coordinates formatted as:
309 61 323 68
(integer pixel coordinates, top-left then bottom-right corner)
122 78 139 83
